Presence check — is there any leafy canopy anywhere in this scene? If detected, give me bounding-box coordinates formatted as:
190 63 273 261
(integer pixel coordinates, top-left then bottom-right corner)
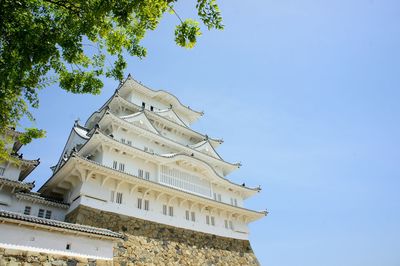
0 0 223 161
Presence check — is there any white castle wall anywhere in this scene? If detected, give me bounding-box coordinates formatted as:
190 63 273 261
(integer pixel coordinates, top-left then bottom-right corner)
0 162 21 181
0 223 114 260
66 169 249 240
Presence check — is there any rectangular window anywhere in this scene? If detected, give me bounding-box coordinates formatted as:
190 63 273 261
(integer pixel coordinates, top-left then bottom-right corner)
213 193 217 200
162 204 167 215
144 200 149 211
149 148 154 153
116 192 123 204
38 209 45 218
110 190 115 203
144 147 149 152
121 138 126 144
224 220 229 229
169 206 174 217
185 210 190 220
24 206 31 215
138 169 143 178
230 198 234 205
45 210 52 219
0 167 5 176
118 163 125 172
137 198 142 209
113 161 118 169
234 198 238 206
66 244 71 250
206 215 210 225
127 140 132 146
218 194 221 202
211 216 215 226
229 221 234 230
145 171 150 180
191 212 196 222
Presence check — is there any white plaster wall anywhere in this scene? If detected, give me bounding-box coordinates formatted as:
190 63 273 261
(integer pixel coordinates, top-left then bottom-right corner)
0 162 21 181
0 223 114 260
68 182 250 240
212 186 244 207
0 188 66 221
100 149 158 182
111 127 174 156
127 92 192 127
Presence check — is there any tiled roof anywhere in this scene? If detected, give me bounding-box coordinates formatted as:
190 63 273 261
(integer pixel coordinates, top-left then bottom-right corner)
0 177 34 190
0 210 123 239
15 192 69 209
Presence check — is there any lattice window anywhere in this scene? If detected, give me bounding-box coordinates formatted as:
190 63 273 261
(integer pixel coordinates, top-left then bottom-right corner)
138 169 144 178
116 192 123 204
160 166 211 197
45 210 52 219
38 209 45 218
24 206 31 215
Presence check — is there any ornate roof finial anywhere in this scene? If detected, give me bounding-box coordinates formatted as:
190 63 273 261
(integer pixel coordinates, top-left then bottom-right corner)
127 73 132 79
74 118 80 127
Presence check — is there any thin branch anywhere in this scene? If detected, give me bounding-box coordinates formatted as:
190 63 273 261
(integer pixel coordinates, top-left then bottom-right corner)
168 5 183 23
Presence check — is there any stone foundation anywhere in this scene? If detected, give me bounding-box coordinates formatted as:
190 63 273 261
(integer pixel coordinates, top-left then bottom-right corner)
0 248 111 266
66 205 260 266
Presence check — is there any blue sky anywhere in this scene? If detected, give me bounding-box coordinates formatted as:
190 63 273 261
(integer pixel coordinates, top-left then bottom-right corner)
19 1 400 265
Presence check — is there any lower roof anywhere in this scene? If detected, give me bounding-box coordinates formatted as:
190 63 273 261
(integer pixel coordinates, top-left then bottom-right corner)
0 210 123 239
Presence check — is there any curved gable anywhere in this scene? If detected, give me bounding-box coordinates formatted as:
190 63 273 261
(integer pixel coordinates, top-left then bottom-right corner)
120 112 160 135
189 140 222 160
155 109 188 127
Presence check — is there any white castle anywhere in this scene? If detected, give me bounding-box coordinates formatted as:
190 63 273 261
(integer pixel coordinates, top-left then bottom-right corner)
0 75 266 262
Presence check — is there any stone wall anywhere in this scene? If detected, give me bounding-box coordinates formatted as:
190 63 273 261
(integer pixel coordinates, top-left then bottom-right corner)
0 248 111 266
66 205 260 266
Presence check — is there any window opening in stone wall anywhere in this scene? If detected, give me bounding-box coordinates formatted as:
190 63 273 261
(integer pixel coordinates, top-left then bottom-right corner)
162 204 167 215
113 161 118 169
118 163 125 172
185 210 190 220
66 244 71 250
234 198 238 206
145 171 150 180
24 206 31 215
45 210 52 219
127 140 132 146
116 192 123 204
144 199 149 211
38 209 45 218
137 198 142 209
206 215 210 225
169 206 174 217
138 169 143 178
191 211 196 222
211 216 215 226
229 221 234 230
121 138 126 144
224 220 229 229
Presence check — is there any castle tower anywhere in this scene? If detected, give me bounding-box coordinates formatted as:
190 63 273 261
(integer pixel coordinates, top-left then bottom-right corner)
38 75 266 264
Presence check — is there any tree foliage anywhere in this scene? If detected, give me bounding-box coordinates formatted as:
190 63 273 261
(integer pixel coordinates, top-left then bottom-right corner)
0 0 223 160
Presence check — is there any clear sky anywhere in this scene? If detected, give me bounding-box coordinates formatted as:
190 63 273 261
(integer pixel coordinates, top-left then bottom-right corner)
19 1 400 265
